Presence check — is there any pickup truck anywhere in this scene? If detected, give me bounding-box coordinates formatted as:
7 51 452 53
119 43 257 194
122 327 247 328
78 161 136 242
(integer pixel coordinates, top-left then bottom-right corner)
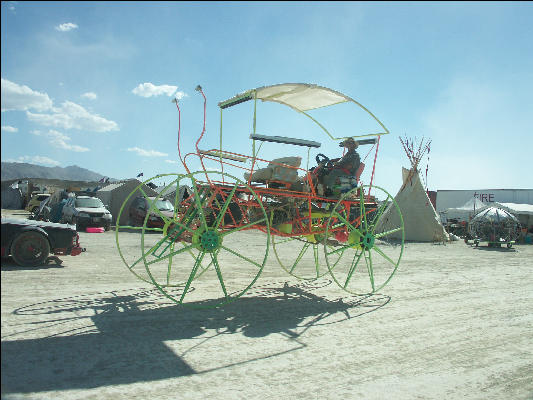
1 217 85 267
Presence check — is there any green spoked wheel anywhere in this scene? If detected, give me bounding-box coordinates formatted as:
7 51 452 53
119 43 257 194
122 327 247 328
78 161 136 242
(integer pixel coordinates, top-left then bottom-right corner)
271 212 344 280
272 236 325 280
324 185 404 295
115 173 213 285
118 171 270 308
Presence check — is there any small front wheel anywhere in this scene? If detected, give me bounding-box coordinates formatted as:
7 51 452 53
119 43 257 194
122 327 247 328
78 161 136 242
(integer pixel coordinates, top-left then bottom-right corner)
324 185 404 295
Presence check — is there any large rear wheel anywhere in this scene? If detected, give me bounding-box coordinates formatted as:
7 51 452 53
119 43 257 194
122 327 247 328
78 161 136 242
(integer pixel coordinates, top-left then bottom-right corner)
116 171 270 308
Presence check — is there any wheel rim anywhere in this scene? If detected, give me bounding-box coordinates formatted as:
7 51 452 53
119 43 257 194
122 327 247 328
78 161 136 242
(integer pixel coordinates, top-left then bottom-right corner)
324 185 404 295
116 171 270 308
116 173 211 286
12 233 49 266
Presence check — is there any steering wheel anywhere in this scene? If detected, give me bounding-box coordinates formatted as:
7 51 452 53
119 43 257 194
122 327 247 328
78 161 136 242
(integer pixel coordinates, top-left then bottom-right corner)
315 153 330 165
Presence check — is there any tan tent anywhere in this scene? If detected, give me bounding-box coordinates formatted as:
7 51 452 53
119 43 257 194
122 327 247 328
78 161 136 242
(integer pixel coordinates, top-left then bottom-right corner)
376 168 449 242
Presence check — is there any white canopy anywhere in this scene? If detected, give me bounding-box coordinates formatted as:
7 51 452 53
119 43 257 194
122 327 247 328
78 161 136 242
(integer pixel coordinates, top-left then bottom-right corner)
442 197 488 222
254 83 351 112
219 83 352 112
494 202 533 216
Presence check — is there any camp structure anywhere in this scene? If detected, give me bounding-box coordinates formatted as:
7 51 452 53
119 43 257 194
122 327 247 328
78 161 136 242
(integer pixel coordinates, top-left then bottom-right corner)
375 137 449 242
493 202 533 232
1 182 24 209
441 197 488 223
154 184 191 204
96 179 158 225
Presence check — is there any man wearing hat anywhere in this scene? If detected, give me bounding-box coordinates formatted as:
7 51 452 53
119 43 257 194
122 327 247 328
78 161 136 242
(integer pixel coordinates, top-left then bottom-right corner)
320 137 361 194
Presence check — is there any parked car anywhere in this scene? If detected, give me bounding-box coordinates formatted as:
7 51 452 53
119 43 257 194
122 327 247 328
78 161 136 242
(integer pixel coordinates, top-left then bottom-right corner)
25 193 51 214
61 196 112 231
128 196 174 228
1 217 85 267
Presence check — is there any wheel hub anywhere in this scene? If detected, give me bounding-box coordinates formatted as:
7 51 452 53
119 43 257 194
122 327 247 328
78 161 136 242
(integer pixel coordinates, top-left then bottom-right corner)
361 232 375 250
194 228 222 252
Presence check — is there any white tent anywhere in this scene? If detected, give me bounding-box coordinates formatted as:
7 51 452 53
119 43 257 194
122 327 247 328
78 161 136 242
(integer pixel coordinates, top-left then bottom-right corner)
494 202 533 230
376 168 449 242
441 197 488 223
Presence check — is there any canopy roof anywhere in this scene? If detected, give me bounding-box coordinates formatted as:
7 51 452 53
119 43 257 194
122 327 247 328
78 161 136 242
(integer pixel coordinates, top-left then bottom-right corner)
220 83 354 112
218 83 389 139
453 197 487 211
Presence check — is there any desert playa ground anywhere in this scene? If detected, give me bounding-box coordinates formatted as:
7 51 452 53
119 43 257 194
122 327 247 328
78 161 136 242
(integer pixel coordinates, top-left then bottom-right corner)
1 209 532 400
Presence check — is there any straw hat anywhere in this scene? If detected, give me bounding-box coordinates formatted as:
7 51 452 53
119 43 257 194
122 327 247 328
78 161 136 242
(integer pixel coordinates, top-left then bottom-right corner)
339 137 359 148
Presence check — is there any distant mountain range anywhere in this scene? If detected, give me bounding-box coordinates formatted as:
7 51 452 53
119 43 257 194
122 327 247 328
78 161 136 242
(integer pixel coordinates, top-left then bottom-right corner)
1 162 113 182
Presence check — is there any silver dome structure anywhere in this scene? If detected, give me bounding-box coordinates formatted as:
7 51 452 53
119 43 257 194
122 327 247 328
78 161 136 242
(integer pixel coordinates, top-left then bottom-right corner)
468 207 521 248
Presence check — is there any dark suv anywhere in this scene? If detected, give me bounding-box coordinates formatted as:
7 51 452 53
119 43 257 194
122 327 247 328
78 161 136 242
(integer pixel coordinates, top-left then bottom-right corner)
128 196 175 228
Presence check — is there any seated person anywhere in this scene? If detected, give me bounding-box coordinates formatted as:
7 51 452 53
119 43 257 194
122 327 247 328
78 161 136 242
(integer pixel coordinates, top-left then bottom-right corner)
317 137 361 193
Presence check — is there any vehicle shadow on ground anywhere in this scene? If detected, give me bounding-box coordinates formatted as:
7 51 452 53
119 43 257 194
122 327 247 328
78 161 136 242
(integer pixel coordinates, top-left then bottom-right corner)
0 257 66 270
471 246 517 252
1 281 390 394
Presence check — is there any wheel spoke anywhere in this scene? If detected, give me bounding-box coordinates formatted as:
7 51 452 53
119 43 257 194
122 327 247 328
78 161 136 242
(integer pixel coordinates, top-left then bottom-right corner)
179 252 206 303
145 242 197 266
191 178 209 229
214 183 239 229
326 242 357 257
220 217 267 237
220 245 263 269
332 211 356 232
360 189 368 231
170 219 197 235
373 244 398 267
313 244 320 278
274 237 293 245
129 237 170 270
364 250 375 291
370 195 390 232
290 242 311 273
211 253 228 299
172 180 182 219
374 227 402 239
344 250 364 288
166 242 175 285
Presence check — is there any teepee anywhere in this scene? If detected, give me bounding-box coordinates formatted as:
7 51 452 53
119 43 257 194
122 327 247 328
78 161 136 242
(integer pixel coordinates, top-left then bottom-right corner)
376 137 449 242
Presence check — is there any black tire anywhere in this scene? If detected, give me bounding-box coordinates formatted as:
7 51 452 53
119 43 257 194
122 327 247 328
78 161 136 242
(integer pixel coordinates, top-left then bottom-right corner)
104 224 110 231
31 206 40 215
11 231 50 267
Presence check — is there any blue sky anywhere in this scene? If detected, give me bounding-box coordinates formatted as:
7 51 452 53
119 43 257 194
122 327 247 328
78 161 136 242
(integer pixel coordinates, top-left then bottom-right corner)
1 1 532 195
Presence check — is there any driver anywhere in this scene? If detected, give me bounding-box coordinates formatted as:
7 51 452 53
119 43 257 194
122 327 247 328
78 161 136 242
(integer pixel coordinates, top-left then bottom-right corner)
319 137 361 192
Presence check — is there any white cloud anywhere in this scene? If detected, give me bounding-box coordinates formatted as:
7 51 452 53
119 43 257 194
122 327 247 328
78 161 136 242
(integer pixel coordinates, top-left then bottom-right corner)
46 130 89 152
55 22 78 32
174 91 187 100
132 82 179 98
1 125 18 133
165 159 179 164
127 147 168 157
81 92 97 100
5 155 60 166
1 78 53 112
27 101 118 132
